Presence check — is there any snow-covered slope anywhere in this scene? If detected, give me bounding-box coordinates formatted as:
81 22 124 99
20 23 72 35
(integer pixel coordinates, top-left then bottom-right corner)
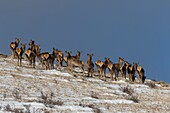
0 57 169 113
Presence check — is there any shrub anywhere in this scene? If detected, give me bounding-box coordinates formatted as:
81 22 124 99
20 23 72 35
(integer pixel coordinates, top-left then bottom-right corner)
119 85 134 95
39 91 64 107
145 82 156 88
127 95 139 103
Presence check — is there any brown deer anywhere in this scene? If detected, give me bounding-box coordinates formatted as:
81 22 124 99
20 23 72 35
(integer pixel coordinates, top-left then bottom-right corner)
25 49 36 68
28 40 41 55
120 63 127 79
28 40 35 49
10 38 20 58
15 43 26 66
113 57 125 80
133 63 146 83
104 57 115 80
95 60 104 78
65 51 84 75
25 40 41 68
106 57 124 81
85 54 94 77
72 50 82 59
37 52 52 70
125 61 136 82
53 48 63 67
63 51 81 66
95 59 108 80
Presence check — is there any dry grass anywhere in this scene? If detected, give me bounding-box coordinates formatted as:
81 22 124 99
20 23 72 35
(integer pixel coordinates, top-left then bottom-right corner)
145 81 156 88
119 85 134 95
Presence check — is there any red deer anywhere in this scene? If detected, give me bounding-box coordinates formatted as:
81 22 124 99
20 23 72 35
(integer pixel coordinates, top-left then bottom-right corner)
95 60 104 78
120 62 127 79
65 51 84 75
133 63 146 83
72 50 82 59
15 43 26 66
28 40 35 49
113 57 125 80
64 51 82 66
95 59 108 80
37 52 52 70
25 40 41 68
104 57 114 80
125 61 136 82
53 48 63 67
105 57 125 81
28 40 41 55
85 54 94 77
25 49 36 68
10 38 20 58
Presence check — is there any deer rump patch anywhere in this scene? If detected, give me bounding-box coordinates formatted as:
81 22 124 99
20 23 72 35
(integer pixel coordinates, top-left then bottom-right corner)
63 57 68 62
15 48 22 55
107 63 113 70
96 61 104 67
10 43 17 49
137 66 143 72
43 53 50 60
25 50 32 57
57 52 63 57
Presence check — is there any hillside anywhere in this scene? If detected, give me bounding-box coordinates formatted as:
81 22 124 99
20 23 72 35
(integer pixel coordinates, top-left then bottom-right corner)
0 56 169 113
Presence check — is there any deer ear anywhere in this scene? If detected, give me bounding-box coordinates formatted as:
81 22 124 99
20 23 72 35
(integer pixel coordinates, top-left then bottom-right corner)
87 53 89 56
92 54 94 56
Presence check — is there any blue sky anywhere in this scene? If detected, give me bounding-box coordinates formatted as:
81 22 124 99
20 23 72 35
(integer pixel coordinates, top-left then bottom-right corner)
0 1 169 83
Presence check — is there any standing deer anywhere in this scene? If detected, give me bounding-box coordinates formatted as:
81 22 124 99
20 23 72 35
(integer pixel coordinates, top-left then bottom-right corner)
37 52 52 70
72 50 82 59
95 60 104 78
133 63 146 83
65 51 84 75
120 63 127 79
28 40 35 49
125 61 136 82
95 58 108 80
86 54 94 77
64 50 82 66
28 40 41 55
25 40 41 68
113 57 125 80
15 43 26 66
53 48 63 67
10 38 20 58
104 57 115 80
25 49 36 68
106 57 124 81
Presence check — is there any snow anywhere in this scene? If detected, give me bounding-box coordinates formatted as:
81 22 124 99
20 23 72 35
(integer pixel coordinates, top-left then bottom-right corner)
0 57 169 112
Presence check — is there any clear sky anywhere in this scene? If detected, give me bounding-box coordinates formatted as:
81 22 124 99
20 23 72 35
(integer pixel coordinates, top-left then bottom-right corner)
0 1 169 83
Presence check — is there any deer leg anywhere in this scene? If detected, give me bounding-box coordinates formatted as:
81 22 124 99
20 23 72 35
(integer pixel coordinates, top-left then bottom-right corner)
82 67 84 76
115 71 118 81
87 69 89 77
90 68 94 77
104 70 106 81
109 70 112 80
33 57 35 68
18 58 19 66
20 57 22 66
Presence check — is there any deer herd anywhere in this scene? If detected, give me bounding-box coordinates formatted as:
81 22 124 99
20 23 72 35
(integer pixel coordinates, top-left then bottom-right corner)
9 38 146 83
